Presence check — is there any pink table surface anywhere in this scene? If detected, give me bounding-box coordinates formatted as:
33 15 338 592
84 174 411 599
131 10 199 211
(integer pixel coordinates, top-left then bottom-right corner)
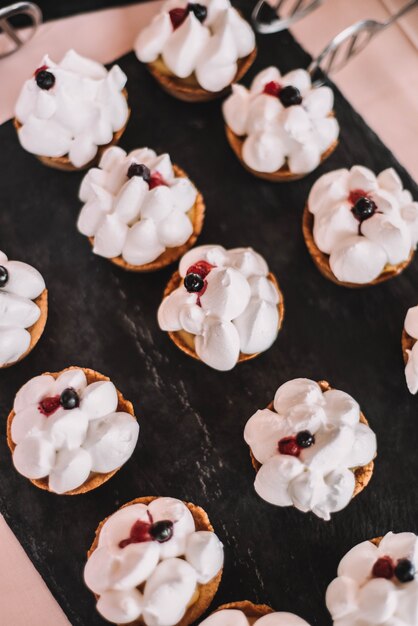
0 1 417 624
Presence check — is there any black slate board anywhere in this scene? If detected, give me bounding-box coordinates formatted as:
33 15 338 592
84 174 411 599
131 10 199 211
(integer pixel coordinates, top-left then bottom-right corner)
1 5 418 625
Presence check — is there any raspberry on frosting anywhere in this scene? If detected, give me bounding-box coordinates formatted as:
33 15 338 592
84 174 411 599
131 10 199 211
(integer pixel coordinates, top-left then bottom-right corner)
244 379 377 520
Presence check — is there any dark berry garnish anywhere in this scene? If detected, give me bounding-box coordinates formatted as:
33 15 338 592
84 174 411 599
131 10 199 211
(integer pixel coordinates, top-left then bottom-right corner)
119 519 152 548
395 558 416 583
372 556 394 579
351 196 377 223
0 265 9 288
127 163 151 182
38 395 61 416
279 85 302 107
60 387 79 410
149 172 168 190
263 81 281 97
184 273 205 293
149 520 174 543
169 7 188 28
35 69 55 91
187 3 207 22
278 436 300 457
296 430 315 448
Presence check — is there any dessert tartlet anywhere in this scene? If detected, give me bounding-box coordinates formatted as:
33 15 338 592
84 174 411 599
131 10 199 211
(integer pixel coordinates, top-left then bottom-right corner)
326 531 418 625
158 245 284 371
402 305 418 394
303 166 418 286
134 0 256 102
0 250 47 368
244 378 376 520
7 366 139 495
84 496 224 625
222 65 339 181
14 49 130 171
78 146 205 271
201 601 311 625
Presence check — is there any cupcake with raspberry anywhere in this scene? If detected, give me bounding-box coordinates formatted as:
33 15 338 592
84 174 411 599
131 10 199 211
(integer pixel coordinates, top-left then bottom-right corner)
303 166 418 286
158 245 284 371
134 0 256 102
326 531 418 625
7 366 139 494
0 250 47 368
402 305 418 394
200 601 311 625
244 379 376 520
222 66 339 181
14 49 130 171
78 146 205 271
84 496 224 625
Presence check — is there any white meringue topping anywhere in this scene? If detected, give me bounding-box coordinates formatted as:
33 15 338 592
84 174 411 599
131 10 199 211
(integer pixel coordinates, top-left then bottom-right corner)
200 610 311 625
222 65 339 174
158 245 281 371
404 305 418 394
0 250 45 367
15 49 129 168
244 379 376 521
11 368 139 494
78 146 197 265
84 497 224 625
135 0 255 92
308 166 417 284
326 532 418 626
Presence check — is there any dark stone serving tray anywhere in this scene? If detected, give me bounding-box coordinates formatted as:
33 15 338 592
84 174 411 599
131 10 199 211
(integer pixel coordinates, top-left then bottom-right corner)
0 3 417 624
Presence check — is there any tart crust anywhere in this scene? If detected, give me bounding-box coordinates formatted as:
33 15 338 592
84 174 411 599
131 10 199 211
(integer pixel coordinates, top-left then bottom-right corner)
213 600 274 619
146 48 257 103
0 288 48 369
302 203 414 287
13 89 130 172
87 496 223 626
88 164 205 272
401 328 415 365
162 271 284 365
7 366 136 495
225 121 338 182
249 380 375 502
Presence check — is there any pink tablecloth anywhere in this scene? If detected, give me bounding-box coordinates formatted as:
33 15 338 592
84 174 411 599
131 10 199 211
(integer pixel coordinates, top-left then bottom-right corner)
0 1 417 624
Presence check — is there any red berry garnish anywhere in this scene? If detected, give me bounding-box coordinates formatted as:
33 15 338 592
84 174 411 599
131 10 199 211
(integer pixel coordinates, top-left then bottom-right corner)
119 518 152 548
263 81 282 97
186 261 214 279
278 436 300 457
169 7 188 29
34 64 48 77
372 556 395 579
348 189 370 206
149 172 168 190
38 395 61 416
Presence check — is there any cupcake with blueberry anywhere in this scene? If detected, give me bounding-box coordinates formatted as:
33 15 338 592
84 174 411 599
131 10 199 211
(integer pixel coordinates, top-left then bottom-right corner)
7 366 139 494
222 66 339 181
14 49 130 171
326 531 418 625
244 379 376 520
158 244 284 371
134 0 256 102
200 601 311 625
0 250 47 368
303 166 418 286
84 496 224 625
402 305 418 394
78 146 205 271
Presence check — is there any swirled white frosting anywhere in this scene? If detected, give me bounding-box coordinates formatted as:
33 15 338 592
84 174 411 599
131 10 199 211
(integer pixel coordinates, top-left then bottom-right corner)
244 378 376 521
15 49 129 168
0 250 45 367
308 166 418 284
84 497 224 625
404 305 418 394
222 66 339 174
201 609 311 625
134 0 255 92
11 368 139 493
326 532 418 625
78 146 197 265
157 245 281 371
